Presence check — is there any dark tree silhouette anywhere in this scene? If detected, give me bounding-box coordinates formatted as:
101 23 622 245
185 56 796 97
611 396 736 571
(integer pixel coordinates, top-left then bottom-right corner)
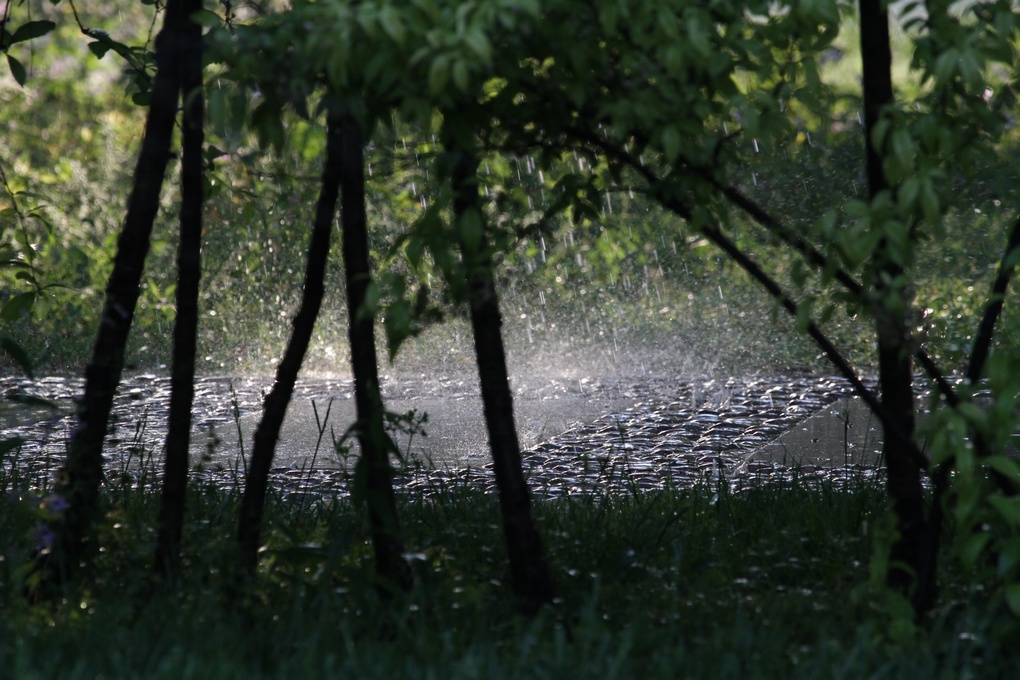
859 0 930 611
444 126 556 614
155 0 205 580
337 111 410 594
237 116 342 570
31 0 196 595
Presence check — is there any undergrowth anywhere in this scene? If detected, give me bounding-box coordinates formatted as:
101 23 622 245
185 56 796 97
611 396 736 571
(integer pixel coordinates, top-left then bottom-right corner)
0 472 1015 679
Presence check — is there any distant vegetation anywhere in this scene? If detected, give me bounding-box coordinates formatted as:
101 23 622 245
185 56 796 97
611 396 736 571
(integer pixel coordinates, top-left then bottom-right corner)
6 3 1012 377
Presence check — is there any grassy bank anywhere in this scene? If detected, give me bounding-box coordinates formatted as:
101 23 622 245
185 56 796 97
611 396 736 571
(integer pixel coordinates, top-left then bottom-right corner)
0 476 1013 679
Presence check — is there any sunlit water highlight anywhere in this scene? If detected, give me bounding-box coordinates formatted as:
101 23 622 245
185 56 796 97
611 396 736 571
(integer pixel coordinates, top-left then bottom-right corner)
1 373 890 500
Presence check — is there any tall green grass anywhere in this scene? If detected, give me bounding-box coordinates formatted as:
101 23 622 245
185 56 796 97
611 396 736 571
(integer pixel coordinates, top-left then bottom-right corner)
0 465 1014 679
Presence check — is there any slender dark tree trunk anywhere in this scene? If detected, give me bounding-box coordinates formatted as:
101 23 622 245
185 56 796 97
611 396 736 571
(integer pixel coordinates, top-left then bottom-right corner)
237 117 342 571
30 0 190 595
859 0 931 613
155 0 205 580
337 112 410 595
445 133 556 614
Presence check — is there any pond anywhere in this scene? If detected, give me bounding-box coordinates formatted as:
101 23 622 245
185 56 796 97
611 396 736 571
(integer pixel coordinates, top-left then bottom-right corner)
1 372 882 500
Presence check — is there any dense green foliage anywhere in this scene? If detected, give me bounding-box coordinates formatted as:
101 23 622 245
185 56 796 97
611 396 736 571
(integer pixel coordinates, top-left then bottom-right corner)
0 2 917 375
2 2 1016 376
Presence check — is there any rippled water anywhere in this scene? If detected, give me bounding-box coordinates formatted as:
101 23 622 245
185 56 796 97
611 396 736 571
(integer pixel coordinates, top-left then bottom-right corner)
1 372 879 499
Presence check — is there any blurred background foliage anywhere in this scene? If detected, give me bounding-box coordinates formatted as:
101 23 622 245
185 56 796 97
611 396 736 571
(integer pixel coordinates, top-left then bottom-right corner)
1 0 1017 379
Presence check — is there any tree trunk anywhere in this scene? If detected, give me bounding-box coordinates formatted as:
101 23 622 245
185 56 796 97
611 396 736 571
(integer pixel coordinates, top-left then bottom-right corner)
30 0 190 595
338 112 410 595
237 117 341 571
859 0 931 613
155 0 205 580
446 134 556 614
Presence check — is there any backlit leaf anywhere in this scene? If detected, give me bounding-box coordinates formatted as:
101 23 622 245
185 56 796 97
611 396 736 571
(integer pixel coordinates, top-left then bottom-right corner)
10 20 56 45
1 337 34 378
5 54 26 86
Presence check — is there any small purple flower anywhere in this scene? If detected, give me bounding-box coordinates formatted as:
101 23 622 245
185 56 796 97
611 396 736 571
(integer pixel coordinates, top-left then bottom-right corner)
33 523 55 553
43 494 69 516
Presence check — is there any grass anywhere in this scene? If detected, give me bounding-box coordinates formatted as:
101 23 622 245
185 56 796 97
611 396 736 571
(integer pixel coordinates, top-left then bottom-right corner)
0 469 1015 679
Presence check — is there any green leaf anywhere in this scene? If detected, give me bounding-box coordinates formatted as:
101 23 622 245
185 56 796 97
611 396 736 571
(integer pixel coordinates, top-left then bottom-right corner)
428 54 450 95
988 495 1020 525
5 53 26 86
191 10 222 28
1003 245 1020 271
795 297 814 332
898 176 920 212
661 126 681 165
87 41 112 59
1 337 34 378
686 16 710 56
960 531 992 568
987 455 1020 484
1006 583 1020 617
463 28 491 63
457 208 484 256
359 282 381 323
1 291 36 322
252 101 286 153
451 59 469 92
10 20 56 45
379 5 406 44
919 177 940 224
997 538 1020 578
384 299 412 361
